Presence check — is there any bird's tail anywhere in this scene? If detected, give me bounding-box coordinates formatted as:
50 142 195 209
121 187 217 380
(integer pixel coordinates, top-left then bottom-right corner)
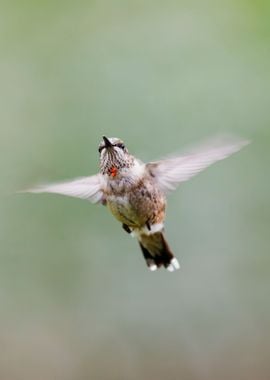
138 232 180 272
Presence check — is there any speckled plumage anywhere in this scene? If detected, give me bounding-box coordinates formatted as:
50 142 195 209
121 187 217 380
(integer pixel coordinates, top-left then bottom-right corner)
105 177 166 228
25 135 249 272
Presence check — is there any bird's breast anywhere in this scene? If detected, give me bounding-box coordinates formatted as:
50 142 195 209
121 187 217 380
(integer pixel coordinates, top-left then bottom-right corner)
106 180 166 227
106 194 137 225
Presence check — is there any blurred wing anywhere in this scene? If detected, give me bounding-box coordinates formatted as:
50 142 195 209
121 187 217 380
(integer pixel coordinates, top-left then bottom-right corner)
22 174 104 203
146 136 250 193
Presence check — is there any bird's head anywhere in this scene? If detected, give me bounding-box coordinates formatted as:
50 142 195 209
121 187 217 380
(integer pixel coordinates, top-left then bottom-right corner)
98 136 134 176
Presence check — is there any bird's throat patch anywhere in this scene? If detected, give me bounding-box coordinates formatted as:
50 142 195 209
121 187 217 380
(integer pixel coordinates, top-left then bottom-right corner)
109 166 118 177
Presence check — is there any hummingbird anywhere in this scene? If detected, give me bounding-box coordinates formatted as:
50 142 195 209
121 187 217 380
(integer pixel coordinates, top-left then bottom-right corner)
24 135 249 272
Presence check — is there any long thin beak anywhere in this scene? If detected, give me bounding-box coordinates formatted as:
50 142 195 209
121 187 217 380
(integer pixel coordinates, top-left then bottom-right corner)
103 136 113 148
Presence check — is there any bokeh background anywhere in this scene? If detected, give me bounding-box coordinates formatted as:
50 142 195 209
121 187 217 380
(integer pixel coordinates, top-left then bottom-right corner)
1 1 269 379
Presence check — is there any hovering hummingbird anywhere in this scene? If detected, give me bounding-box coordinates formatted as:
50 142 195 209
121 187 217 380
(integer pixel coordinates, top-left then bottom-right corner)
24 135 249 272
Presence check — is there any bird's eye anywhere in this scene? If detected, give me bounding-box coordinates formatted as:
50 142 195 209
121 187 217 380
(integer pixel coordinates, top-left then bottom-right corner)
98 146 104 153
115 143 125 150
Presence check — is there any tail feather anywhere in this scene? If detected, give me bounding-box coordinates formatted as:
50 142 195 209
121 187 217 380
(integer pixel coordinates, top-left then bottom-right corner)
138 232 180 272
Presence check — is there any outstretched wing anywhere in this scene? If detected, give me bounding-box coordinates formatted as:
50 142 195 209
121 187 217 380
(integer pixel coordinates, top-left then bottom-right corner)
21 174 105 203
146 136 249 193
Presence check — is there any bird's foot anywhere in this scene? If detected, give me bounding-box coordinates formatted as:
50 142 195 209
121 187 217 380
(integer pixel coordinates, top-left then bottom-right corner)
122 223 132 234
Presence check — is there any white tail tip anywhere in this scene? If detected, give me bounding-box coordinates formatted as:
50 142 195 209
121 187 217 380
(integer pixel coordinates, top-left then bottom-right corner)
149 263 158 271
167 258 180 272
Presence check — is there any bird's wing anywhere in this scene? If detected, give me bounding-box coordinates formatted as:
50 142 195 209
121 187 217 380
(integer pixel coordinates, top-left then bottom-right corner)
21 174 105 203
146 136 250 193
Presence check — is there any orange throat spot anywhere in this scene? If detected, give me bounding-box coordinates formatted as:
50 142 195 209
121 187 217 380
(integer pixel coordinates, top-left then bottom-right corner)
109 166 118 177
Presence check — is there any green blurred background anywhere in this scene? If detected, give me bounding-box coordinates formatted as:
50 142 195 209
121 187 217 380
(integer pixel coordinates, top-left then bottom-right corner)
1 1 269 379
